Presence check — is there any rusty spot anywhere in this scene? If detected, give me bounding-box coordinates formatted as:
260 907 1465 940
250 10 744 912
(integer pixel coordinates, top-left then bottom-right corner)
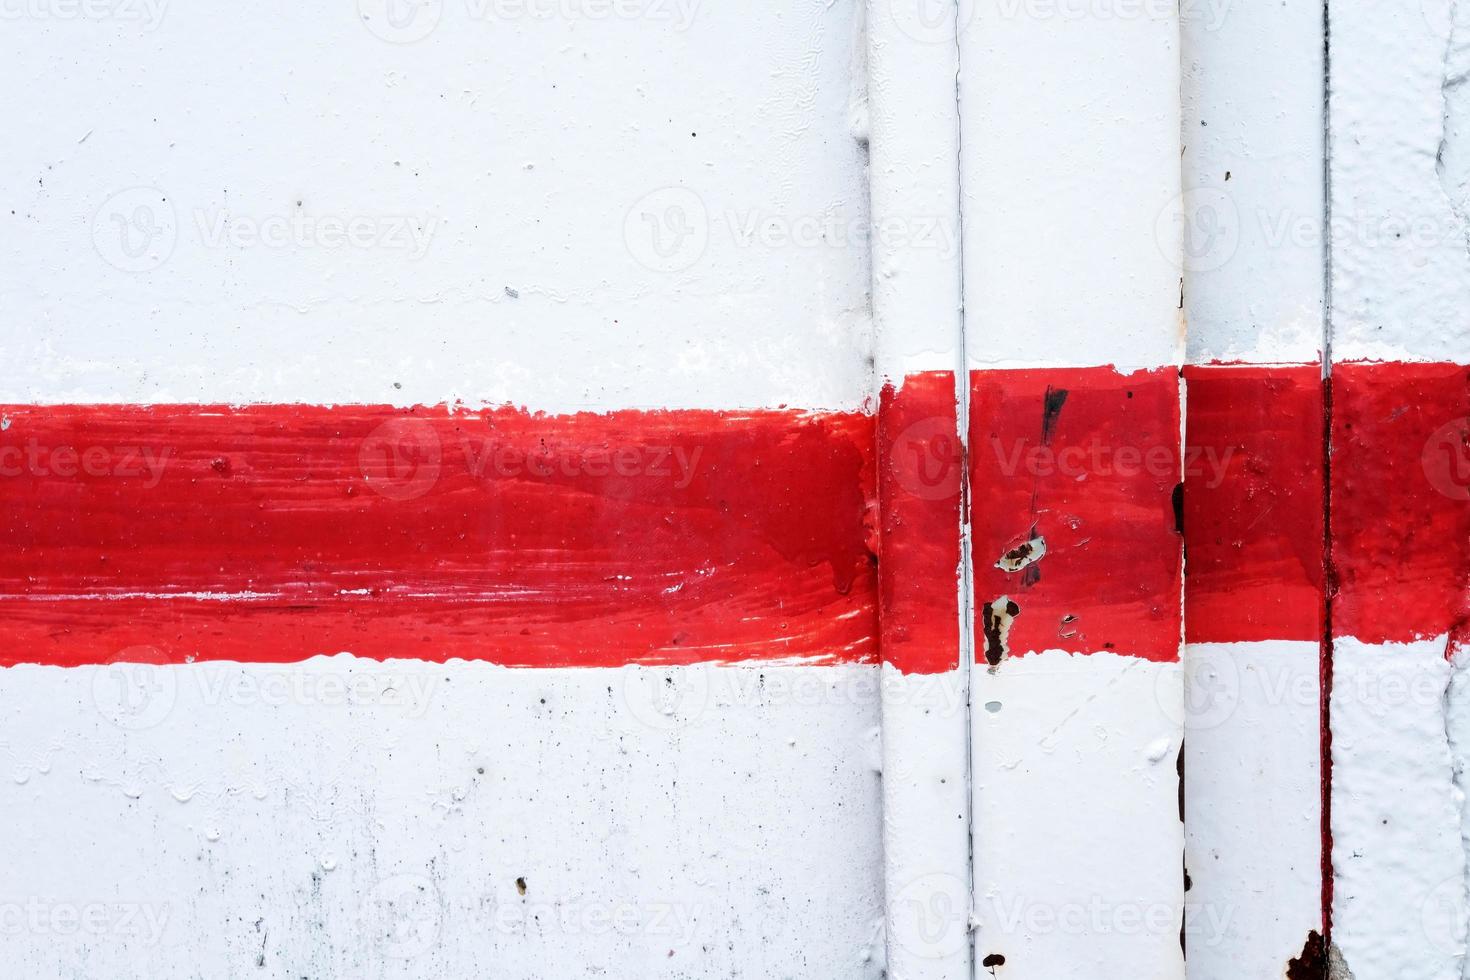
982 598 1021 668
1041 388 1069 444
996 535 1047 573
982 952 1006 974
1177 743 1185 823
1286 930 1327 980
515 877 527 896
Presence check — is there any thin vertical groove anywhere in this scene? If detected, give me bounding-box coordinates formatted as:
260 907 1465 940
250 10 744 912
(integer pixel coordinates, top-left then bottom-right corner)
950 3 977 977
1320 0 1337 956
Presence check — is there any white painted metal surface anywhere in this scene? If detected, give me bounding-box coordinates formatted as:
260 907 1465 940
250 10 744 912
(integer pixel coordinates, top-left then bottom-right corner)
866 3 972 978
1329 2 1470 978
0 4 889 977
1181 2 1327 976
959 4 1186 977
1 1 872 413
2 660 886 977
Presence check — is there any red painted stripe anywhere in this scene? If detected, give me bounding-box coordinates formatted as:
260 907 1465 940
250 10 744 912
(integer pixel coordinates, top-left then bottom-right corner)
968 366 1184 663
878 372 962 674
0 404 878 667
1331 361 1470 646
1182 364 1326 644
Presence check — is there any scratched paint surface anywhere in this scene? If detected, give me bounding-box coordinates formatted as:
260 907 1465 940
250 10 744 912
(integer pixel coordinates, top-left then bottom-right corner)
968 366 1183 664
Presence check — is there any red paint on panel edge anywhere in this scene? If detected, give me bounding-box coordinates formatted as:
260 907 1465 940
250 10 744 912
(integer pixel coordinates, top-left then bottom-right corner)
878 372 963 674
0 403 878 667
1182 364 1326 644
1330 361 1470 647
968 366 1184 663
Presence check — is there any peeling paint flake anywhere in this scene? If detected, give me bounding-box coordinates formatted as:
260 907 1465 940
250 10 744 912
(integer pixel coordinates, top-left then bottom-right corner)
996 535 1046 574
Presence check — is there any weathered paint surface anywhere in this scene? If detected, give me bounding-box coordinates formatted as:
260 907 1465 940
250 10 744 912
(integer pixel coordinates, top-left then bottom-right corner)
1180 0 1329 971
1180 366 1326 979
0 2 889 977
1329 363 1470 980
2 659 887 977
1328 0 1470 976
958 3 1186 976
10 0 1470 976
968 366 1184 666
866 4 971 973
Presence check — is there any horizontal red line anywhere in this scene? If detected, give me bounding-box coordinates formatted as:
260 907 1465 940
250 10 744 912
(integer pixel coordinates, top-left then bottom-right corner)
6 359 1462 669
0 403 878 667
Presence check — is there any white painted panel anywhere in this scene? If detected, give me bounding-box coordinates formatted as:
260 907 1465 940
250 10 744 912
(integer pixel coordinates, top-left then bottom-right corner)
970 651 1184 978
867 0 963 382
880 668 972 980
1181 0 1325 364
959 5 1185 976
1329 0 1470 363
867 5 971 979
0 5 886 976
959 0 1183 370
1331 638 1467 980
1183 641 1322 980
0 659 885 978
1329 3 1470 977
1180 4 1327 976
0 1 872 411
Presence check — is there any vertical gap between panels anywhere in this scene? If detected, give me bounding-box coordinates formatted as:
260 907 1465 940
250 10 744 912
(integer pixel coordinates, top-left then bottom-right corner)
950 4 978 979
1319 0 1337 953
